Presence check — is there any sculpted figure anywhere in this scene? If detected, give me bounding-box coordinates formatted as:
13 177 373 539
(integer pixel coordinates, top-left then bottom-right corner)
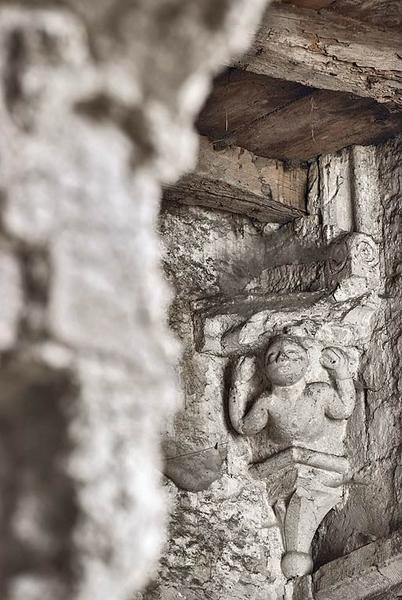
229 336 355 448
229 335 356 578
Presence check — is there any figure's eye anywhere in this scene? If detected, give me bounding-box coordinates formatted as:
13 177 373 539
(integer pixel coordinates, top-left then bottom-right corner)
267 353 276 363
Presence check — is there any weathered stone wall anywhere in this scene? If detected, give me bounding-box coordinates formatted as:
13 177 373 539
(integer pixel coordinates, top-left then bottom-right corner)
0 2 271 599
144 204 290 600
146 202 334 599
1 1 399 596
150 137 401 600
313 137 402 565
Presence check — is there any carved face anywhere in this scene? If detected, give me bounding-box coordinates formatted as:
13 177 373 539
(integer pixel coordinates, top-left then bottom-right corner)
265 337 308 386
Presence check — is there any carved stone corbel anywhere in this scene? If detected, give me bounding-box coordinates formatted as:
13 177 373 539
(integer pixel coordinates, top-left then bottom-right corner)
252 447 348 578
228 335 355 578
193 228 381 579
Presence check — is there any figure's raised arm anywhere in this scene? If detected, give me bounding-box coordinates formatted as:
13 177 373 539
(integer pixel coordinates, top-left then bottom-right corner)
320 347 356 420
228 356 269 436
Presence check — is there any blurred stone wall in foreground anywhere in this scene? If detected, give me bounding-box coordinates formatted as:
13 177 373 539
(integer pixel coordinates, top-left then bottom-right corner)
0 1 270 598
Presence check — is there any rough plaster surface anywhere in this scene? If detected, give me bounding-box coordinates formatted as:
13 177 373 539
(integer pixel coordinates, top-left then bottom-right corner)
0 1 271 599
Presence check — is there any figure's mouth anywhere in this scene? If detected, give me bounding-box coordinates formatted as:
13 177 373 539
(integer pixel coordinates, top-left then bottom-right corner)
276 361 293 372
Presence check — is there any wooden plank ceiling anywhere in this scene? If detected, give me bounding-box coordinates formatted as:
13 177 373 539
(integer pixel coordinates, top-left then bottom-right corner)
165 0 402 222
283 0 402 31
197 71 402 161
196 0 402 162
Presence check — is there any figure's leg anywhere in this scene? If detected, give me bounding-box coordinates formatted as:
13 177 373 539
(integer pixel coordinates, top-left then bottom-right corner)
281 484 342 579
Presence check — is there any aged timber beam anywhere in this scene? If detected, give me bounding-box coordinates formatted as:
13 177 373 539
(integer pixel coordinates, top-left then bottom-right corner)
238 4 402 108
163 136 307 223
198 74 402 161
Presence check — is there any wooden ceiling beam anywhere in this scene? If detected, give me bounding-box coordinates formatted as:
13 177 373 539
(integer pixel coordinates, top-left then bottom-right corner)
197 71 402 161
163 137 307 223
238 3 402 108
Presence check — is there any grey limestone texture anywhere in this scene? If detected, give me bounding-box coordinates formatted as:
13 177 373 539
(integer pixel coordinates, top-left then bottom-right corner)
145 138 402 599
300 530 402 600
228 336 356 579
312 139 402 569
0 1 271 599
0 1 401 598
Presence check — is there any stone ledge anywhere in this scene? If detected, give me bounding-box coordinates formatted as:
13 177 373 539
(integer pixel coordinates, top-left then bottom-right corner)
296 531 402 600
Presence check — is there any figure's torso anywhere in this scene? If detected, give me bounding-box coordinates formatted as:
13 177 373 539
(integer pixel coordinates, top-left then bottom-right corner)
266 383 330 445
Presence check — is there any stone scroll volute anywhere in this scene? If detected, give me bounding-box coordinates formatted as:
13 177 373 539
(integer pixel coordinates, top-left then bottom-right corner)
228 335 356 579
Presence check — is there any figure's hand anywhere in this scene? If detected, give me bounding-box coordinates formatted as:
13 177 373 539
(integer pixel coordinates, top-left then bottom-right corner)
233 355 257 385
320 347 351 380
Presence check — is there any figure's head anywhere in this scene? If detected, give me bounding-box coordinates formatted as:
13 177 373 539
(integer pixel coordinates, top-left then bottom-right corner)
265 336 308 386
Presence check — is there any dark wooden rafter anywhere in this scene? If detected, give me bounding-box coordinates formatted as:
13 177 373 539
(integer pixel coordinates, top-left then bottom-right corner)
197 70 402 161
195 0 402 162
